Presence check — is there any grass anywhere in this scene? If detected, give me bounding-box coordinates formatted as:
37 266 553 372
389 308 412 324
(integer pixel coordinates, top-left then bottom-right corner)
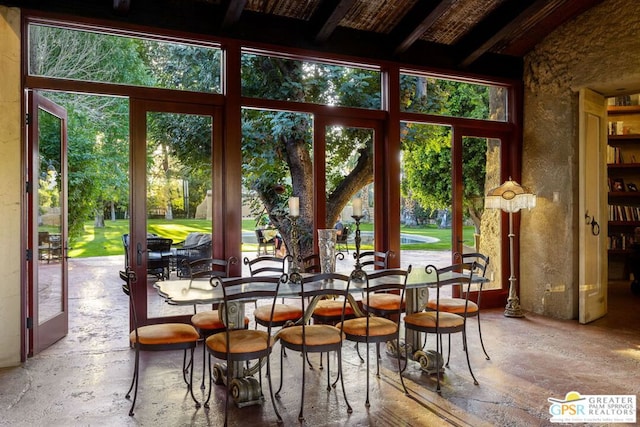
65 218 475 258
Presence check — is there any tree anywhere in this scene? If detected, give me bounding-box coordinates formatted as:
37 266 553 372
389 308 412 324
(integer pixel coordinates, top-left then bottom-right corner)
399 76 493 232
240 56 380 256
30 26 150 240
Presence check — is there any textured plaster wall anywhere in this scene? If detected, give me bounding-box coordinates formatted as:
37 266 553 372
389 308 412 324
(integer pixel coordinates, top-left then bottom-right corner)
522 0 640 318
0 6 22 367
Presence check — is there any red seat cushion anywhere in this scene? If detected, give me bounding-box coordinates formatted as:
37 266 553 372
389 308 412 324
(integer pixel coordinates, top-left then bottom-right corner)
191 310 250 331
130 323 200 345
364 293 405 311
277 324 344 346
336 316 397 337
254 304 303 323
404 311 464 329
313 299 355 318
426 298 478 314
206 329 272 354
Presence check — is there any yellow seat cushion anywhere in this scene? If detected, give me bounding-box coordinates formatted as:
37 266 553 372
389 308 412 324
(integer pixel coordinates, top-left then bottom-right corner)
336 316 397 337
206 329 272 354
313 299 355 318
426 298 478 314
364 293 405 311
254 304 303 323
404 311 464 329
191 310 249 330
130 323 200 345
277 324 344 346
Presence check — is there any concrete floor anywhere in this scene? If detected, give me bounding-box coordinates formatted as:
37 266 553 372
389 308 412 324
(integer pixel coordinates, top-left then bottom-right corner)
1 255 639 426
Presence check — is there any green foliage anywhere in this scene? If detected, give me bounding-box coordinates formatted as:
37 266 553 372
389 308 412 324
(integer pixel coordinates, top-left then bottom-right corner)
31 26 496 251
400 77 494 228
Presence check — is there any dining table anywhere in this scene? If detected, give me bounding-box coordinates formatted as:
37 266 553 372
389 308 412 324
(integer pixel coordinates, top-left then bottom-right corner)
154 267 486 406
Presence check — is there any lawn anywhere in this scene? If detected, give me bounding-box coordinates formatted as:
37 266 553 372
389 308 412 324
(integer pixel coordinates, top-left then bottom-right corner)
66 218 474 258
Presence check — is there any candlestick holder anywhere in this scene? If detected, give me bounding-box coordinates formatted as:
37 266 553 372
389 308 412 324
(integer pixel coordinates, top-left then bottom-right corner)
352 214 363 264
289 214 302 282
351 215 365 283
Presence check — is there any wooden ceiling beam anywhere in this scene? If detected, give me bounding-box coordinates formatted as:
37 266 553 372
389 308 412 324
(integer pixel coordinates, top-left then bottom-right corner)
220 0 247 30
393 0 458 55
458 0 559 68
113 0 131 15
312 0 357 44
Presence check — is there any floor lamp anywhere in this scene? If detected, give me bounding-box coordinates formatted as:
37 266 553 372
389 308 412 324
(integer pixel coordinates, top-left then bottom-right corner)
485 177 536 318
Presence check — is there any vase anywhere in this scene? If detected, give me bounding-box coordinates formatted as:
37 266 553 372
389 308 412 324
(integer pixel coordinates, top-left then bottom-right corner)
317 229 337 273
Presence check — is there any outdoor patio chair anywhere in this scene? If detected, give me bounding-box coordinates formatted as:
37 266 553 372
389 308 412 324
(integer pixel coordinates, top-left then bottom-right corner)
174 232 212 277
335 225 350 253
146 237 173 280
255 229 276 256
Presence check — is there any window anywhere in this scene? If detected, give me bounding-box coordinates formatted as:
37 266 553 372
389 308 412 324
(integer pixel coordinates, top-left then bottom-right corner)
28 24 222 93
400 72 507 122
241 52 381 109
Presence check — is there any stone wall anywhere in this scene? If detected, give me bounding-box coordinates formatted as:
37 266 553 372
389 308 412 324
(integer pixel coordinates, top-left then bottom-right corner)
521 0 640 318
0 6 22 367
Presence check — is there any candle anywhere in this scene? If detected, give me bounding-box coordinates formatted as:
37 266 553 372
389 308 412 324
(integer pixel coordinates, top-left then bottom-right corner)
352 198 362 217
289 197 299 217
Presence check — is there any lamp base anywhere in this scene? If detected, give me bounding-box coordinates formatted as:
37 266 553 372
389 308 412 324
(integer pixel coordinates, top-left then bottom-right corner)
504 297 525 318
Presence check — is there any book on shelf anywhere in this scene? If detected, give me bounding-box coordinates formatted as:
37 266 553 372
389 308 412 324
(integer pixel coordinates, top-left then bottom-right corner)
607 145 621 164
609 204 640 221
608 233 637 250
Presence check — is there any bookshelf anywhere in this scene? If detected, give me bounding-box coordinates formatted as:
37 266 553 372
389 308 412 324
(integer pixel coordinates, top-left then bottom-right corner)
607 103 640 277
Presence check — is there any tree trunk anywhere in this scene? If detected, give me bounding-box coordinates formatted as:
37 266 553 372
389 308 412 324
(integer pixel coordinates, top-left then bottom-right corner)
94 211 105 228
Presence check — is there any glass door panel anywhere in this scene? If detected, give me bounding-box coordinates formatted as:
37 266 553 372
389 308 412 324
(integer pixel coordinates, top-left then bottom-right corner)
29 92 68 355
462 136 502 289
325 125 375 256
145 111 213 319
399 122 453 269
241 109 313 264
37 108 64 323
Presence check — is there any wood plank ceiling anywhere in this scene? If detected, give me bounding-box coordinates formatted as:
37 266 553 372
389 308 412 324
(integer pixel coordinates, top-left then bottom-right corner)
11 0 605 79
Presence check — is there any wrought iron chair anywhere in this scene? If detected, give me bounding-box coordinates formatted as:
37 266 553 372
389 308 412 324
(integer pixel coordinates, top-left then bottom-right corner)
146 237 173 280
119 269 200 416
174 232 212 277
402 262 479 393
255 229 276 255
275 272 353 421
426 252 491 361
245 256 303 330
185 257 250 389
204 275 283 425
337 267 411 406
335 225 350 253
356 251 404 318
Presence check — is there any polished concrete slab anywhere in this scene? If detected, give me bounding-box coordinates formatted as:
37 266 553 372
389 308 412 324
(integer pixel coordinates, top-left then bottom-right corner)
1 255 638 426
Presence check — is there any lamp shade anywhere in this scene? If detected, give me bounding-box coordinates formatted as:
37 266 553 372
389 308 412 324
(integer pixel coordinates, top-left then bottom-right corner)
485 178 536 213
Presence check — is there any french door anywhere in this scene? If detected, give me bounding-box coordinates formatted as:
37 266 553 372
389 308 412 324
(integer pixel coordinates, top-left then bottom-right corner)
27 91 69 356
129 99 222 326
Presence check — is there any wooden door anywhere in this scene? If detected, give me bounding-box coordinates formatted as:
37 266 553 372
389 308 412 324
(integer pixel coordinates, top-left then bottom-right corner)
27 92 69 355
578 88 608 323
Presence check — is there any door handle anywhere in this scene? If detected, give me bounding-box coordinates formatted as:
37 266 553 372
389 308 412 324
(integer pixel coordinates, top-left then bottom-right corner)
585 211 600 236
136 242 146 266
